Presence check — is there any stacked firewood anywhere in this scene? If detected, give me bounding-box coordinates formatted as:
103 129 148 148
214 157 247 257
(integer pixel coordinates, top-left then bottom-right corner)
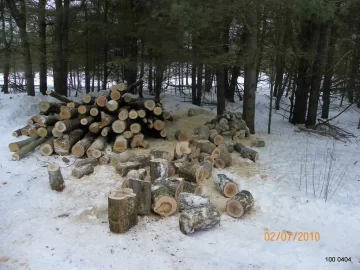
8 80 173 163
108 141 255 235
204 111 250 141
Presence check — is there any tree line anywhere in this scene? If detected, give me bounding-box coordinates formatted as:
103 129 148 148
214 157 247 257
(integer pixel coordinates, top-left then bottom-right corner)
1 0 359 133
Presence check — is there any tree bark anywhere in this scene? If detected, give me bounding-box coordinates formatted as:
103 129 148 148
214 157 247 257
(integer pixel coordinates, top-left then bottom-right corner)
243 5 258 134
38 0 47 95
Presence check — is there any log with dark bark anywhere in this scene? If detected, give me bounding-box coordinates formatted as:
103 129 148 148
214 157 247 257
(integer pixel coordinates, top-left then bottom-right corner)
179 205 220 235
128 178 151 215
153 177 184 200
71 132 97 157
12 126 28 137
80 116 97 126
195 126 211 140
108 188 138 233
213 174 239 198
151 185 177 217
36 115 58 126
48 163 65 191
54 129 85 156
74 157 99 168
27 124 42 137
177 162 207 184
178 192 210 212
40 137 55 156
39 102 63 113
183 181 206 195
83 94 96 105
78 105 94 115
72 164 94 178
234 143 259 162
59 107 79 120
12 136 48 161
52 128 63 138
150 158 169 183
197 140 216 155
115 162 142 177
226 190 254 218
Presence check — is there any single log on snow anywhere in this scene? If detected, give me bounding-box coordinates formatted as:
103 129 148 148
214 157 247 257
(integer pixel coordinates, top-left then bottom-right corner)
12 136 48 161
71 132 97 157
74 157 99 168
150 158 168 183
151 185 177 217
226 190 254 218
178 193 210 212
48 163 65 191
9 136 40 152
115 162 141 177
54 129 85 156
179 205 220 235
234 143 259 162
177 162 207 184
183 181 206 195
108 188 138 233
72 164 94 179
128 179 151 215
188 108 204 117
40 137 55 156
213 174 239 198
249 139 265 148
86 136 107 158
153 177 184 200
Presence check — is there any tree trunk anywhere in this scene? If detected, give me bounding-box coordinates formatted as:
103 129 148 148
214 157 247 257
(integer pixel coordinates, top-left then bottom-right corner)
216 66 226 115
191 63 197 105
306 22 330 127
155 62 164 99
204 66 212 92
196 64 203 106
38 0 47 95
243 6 258 134
321 21 337 119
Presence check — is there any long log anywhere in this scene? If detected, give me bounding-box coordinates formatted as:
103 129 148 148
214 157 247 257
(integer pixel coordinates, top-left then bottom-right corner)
83 94 96 105
74 157 99 168
12 125 28 137
151 185 177 217
27 124 42 137
55 118 81 132
9 136 40 152
71 132 97 157
36 115 58 126
54 129 85 156
72 164 94 178
39 102 63 113
12 136 48 161
48 163 65 191
179 205 220 235
86 136 107 158
108 188 138 233
226 190 254 218
46 90 72 103
99 111 117 128
80 116 97 126
177 162 207 184
234 143 259 162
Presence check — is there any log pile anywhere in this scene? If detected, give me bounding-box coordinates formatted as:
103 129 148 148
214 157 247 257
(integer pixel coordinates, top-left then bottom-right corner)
8 80 173 163
203 111 250 140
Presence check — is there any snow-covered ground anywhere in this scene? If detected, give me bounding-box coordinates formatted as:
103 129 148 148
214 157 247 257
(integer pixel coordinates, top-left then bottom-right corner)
1 82 360 270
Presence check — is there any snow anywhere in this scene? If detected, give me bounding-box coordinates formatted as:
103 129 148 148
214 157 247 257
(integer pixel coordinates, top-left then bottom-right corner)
1 84 360 269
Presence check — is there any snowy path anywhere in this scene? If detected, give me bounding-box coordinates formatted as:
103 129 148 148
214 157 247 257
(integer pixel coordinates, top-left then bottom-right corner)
1 92 360 270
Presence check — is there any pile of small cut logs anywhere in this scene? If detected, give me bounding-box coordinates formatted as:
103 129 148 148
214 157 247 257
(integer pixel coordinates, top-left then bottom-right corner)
108 138 254 235
8 80 173 164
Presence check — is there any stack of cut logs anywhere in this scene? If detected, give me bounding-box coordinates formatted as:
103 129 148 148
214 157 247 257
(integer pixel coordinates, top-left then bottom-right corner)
8 80 174 164
203 111 250 141
108 139 254 235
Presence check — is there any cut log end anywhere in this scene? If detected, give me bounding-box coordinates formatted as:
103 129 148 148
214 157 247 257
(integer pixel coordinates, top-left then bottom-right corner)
90 108 99 116
96 96 108 107
226 190 254 218
224 183 238 197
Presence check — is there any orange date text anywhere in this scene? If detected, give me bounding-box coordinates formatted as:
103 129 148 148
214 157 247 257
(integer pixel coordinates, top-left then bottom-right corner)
264 231 320 242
